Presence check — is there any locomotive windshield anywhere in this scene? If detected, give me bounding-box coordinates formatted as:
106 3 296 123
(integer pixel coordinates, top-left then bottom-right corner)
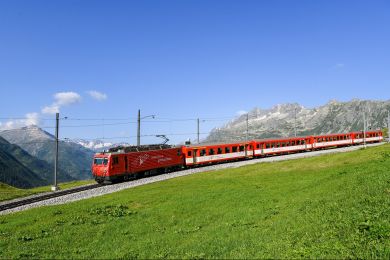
94 158 108 165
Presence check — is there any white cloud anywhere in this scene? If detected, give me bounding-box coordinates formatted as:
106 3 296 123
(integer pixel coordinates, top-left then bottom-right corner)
87 90 107 101
54 92 82 106
0 112 41 130
236 110 248 116
42 91 81 114
25 112 40 125
42 105 60 115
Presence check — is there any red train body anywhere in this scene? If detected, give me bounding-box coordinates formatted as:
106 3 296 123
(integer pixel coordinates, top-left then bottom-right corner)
93 146 183 183
182 141 253 166
92 130 383 183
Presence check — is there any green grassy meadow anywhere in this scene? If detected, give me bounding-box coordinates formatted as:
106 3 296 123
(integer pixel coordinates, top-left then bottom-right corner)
0 144 389 259
0 179 95 202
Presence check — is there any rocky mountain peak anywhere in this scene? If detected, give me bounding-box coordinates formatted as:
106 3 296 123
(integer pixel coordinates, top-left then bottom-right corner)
0 124 54 144
205 99 390 143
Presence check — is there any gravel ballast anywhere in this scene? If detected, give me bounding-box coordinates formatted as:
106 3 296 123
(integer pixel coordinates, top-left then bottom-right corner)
1 143 384 215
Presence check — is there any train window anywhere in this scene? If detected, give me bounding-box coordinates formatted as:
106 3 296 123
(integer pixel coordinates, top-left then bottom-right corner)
249 145 253 149
291 141 295 146
225 147 230 153
200 149 206 156
276 143 280 148
209 148 215 155
112 157 119 165
217 148 222 154
232 146 238 152
187 151 192 157
239 145 245 152
256 144 260 149
177 149 181 156
94 158 108 165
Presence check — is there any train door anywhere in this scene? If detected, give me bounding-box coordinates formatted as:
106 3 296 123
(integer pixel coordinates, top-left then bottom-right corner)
193 149 198 164
124 156 128 173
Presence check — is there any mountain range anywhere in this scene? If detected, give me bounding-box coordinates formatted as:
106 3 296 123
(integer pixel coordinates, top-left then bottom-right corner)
68 138 130 152
0 136 75 188
205 99 390 143
0 126 95 185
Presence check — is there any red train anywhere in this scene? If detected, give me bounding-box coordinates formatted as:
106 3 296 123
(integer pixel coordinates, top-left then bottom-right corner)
92 130 383 184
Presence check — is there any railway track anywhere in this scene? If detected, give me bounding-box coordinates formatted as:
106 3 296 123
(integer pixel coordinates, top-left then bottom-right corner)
0 184 101 212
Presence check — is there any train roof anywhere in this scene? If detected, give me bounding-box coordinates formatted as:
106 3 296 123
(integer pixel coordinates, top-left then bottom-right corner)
108 144 178 153
184 140 251 148
252 136 311 142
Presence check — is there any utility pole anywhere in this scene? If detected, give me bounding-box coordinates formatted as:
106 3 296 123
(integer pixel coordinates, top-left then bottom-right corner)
363 111 366 148
137 109 141 146
52 113 60 191
137 110 155 146
197 118 200 144
246 113 249 141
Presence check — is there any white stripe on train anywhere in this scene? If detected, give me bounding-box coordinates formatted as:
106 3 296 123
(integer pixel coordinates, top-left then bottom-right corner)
186 136 383 165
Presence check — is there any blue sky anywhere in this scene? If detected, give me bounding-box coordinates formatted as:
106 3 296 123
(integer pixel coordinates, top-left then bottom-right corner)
0 0 389 144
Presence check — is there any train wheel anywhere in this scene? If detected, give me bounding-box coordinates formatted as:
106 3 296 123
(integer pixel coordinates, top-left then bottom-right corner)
95 178 104 185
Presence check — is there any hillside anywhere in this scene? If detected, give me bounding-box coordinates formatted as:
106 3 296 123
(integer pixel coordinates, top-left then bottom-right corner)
0 179 96 202
0 126 95 180
206 99 390 142
0 136 74 188
0 144 389 258
0 138 45 188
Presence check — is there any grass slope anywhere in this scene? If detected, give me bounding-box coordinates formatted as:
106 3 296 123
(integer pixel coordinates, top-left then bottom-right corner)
0 144 389 259
0 180 95 202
